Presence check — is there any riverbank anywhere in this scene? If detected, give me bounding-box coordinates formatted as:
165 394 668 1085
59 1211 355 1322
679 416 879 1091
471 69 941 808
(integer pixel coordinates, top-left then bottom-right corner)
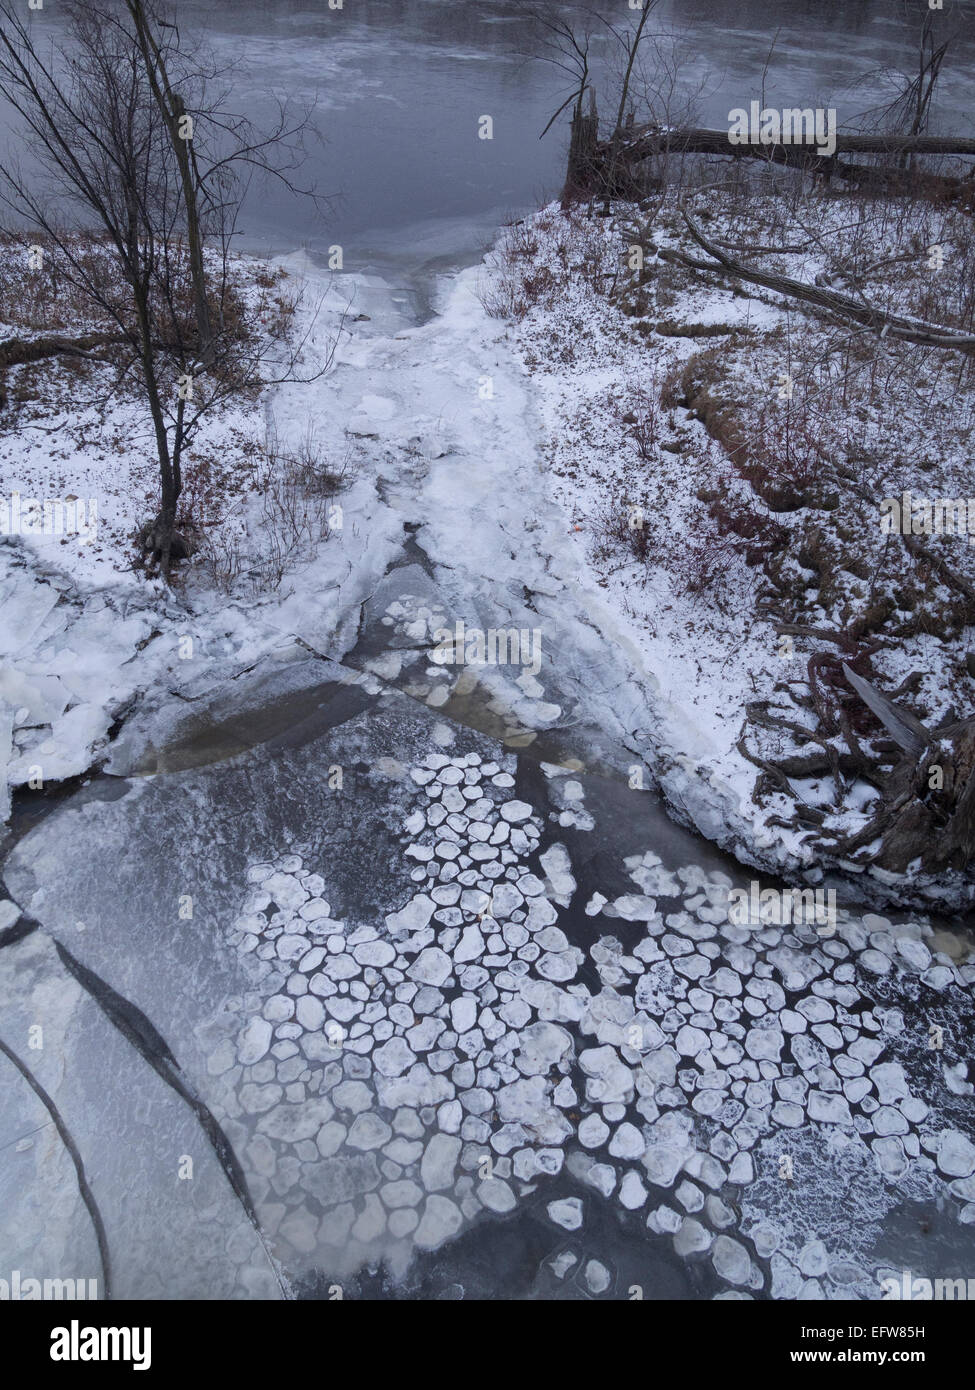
3 215 975 1303
4 198 975 917
0 244 406 820
489 191 975 913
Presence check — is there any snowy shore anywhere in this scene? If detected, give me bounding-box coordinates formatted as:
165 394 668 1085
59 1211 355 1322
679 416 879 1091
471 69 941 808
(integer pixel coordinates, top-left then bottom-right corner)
3 197 975 916
489 194 975 913
3 212 975 1303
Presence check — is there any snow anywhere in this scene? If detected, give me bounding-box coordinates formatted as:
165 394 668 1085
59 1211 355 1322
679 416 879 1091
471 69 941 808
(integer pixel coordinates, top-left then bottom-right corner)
490 197 975 910
3 199 975 1301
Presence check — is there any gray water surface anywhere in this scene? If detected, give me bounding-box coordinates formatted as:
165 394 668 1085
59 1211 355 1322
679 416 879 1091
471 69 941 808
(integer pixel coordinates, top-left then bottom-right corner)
187 0 975 265
7 0 971 272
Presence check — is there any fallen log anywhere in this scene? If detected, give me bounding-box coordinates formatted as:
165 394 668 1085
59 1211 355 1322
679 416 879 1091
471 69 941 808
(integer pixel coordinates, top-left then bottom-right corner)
0 331 131 370
747 660 975 877
0 332 135 412
587 125 975 206
651 209 975 356
0 331 185 412
828 664 975 875
614 125 975 163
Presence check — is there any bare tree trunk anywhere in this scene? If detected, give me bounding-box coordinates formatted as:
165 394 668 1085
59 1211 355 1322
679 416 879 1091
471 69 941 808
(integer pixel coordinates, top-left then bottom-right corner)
130 275 179 576
602 0 656 210
0 332 131 369
125 0 214 368
563 88 598 208
612 1 654 142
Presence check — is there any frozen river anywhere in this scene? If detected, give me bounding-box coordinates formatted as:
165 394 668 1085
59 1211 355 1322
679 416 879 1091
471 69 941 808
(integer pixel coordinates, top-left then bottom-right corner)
1 0 974 1302
3 258 975 1299
192 0 975 264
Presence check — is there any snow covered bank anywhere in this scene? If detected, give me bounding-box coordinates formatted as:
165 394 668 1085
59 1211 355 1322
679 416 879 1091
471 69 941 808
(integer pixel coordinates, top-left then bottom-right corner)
490 195 975 911
2 220 974 1303
0 250 410 820
4 202 975 915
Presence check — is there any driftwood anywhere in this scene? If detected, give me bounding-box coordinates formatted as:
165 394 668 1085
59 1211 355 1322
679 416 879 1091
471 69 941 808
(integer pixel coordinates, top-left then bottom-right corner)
738 480 975 882
592 126 975 206
652 210 975 356
0 332 130 369
558 121 975 210
823 664 975 875
744 663 975 877
615 125 975 164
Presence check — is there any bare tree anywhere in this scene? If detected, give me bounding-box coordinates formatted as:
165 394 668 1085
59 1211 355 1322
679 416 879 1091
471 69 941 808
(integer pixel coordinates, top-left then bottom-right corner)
0 0 332 576
120 0 322 364
533 0 661 206
609 0 658 144
598 0 660 208
852 0 962 156
627 25 714 190
123 0 215 365
894 1 955 141
531 7 596 205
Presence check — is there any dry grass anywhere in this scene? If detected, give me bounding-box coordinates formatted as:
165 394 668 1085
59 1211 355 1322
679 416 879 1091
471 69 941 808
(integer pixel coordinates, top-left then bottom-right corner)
197 424 354 595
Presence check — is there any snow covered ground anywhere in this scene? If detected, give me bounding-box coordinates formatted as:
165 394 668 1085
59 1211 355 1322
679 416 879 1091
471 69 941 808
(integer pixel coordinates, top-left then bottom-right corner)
492 193 975 910
1 208 974 1300
0 251 407 820
6 200 974 912
0 235 729 866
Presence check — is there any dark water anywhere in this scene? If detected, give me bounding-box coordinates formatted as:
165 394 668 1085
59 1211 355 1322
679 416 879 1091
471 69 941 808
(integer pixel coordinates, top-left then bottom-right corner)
181 0 975 265
5 0 970 270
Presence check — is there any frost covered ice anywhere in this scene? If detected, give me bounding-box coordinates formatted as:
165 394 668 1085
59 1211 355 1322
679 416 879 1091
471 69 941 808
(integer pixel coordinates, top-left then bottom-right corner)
209 780 975 1296
5 674 975 1298
2 255 974 1300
